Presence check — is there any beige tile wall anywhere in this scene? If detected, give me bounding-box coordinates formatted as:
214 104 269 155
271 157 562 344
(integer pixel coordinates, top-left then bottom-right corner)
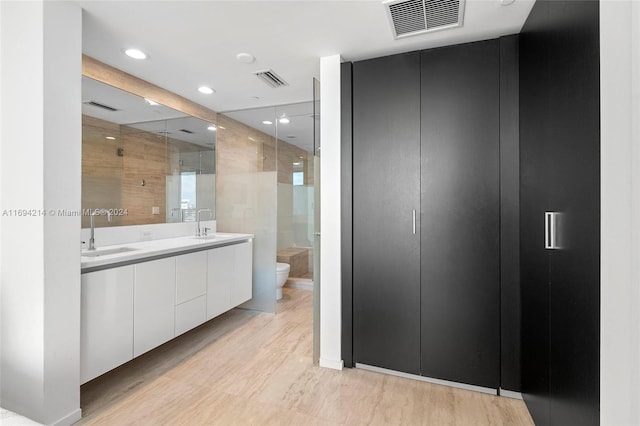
82 115 213 228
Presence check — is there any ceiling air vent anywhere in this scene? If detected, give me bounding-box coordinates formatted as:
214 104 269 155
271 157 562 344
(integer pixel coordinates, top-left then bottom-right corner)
255 69 288 88
384 0 465 39
83 100 118 112
179 129 194 134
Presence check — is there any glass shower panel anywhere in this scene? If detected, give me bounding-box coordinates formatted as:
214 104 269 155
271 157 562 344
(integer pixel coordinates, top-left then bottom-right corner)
312 77 321 365
274 102 315 282
216 107 278 314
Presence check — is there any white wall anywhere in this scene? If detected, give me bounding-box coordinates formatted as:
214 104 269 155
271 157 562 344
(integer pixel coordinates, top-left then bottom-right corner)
0 2 82 425
319 54 343 370
600 1 640 425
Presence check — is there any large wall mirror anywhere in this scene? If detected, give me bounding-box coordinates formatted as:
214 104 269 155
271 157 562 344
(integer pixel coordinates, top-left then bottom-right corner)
82 76 216 228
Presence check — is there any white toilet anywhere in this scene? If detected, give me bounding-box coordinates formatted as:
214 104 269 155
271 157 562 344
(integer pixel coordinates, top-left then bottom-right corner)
276 262 290 300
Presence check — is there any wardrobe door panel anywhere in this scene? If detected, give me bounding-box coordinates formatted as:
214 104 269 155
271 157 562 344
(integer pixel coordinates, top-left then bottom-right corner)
420 40 500 388
520 2 552 421
520 2 600 425
352 52 421 374
546 2 600 425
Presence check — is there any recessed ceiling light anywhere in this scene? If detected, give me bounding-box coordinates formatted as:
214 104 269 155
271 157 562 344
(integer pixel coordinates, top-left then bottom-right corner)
124 48 147 60
105 136 116 140
279 118 290 124
248 137 256 142
293 162 302 166
236 53 256 64
262 120 273 125
198 86 215 95
218 126 226 130
144 98 159 106
207 125 217 131
499 0 515 5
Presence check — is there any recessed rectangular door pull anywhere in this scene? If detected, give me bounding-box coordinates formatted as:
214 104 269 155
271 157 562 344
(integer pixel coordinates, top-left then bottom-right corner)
412 209 416 235
545 212 560 249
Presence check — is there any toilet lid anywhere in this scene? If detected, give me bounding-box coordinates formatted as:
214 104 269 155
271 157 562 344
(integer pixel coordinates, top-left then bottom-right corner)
276 262 290 272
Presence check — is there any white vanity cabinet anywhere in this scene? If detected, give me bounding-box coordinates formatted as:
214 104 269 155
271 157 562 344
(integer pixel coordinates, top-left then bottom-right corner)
175 251 208 335
207 240 253 319
134 258 176 357
207 245 234 319
81 266 134 384
81 238 253 384
231 241 253 306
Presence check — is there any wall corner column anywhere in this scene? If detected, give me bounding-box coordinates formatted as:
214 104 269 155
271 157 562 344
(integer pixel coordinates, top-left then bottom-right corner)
600 1 640 425
1 1 82 424
319 54 343 370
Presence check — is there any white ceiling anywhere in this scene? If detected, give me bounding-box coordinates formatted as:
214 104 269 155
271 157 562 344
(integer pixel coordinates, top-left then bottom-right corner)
79 0 535 113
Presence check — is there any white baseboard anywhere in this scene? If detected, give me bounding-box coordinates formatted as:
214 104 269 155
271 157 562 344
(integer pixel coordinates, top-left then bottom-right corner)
499 389 523 400
52 408 82 426
319 358 344 370
355 363 498 396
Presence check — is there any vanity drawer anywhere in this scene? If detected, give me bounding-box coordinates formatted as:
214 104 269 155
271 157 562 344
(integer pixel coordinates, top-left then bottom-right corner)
175 295 207 336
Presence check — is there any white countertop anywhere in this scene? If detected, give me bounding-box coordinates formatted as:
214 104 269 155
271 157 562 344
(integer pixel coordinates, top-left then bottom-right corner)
81 233 253 271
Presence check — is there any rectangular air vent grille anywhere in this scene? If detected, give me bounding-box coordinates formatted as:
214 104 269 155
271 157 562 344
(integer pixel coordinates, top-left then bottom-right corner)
389 0 426 35
255 69 288 88
384 0 465 39
425 0 460 28
83 101 118 112
179 129 194 134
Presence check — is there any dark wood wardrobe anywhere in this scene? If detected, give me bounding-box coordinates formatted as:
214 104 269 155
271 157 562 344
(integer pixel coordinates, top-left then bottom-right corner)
343 2 600 424
350 39 504 389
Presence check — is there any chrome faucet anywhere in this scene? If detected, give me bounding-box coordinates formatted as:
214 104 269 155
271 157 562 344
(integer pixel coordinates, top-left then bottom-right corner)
196 208 213 237
88 209 112 250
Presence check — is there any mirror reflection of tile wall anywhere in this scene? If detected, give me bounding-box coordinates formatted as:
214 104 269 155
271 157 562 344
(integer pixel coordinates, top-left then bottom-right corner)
81 77 216 228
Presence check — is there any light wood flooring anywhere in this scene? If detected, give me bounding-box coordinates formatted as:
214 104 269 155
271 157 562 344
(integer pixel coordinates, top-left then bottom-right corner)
77 288 534 426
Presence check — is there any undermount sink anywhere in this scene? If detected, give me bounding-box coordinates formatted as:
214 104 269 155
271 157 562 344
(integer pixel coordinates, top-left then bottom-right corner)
82 247 138 258
193 234 221 240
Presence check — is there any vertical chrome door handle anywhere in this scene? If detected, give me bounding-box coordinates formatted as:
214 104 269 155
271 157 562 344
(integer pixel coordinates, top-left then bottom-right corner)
545 212 560 249
412 209 416 235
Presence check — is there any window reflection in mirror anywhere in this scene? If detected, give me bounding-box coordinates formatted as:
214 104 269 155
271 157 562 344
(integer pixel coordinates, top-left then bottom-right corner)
81 77 216 228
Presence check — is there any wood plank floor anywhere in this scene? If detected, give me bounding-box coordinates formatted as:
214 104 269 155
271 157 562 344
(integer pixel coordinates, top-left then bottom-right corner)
78 288 534 425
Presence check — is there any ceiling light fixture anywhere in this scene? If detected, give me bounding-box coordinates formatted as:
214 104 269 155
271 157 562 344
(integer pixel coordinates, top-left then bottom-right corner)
105 136 116 140
198 86 215 95
144 98 159 106
124 48 147 60
207 125 217 131
293 162 302 166
262 120 273 125
499 0 515 4
279 118 290 124
236 53 256 64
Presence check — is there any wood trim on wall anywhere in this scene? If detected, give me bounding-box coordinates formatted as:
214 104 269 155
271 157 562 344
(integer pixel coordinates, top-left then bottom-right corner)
82 55 217 123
